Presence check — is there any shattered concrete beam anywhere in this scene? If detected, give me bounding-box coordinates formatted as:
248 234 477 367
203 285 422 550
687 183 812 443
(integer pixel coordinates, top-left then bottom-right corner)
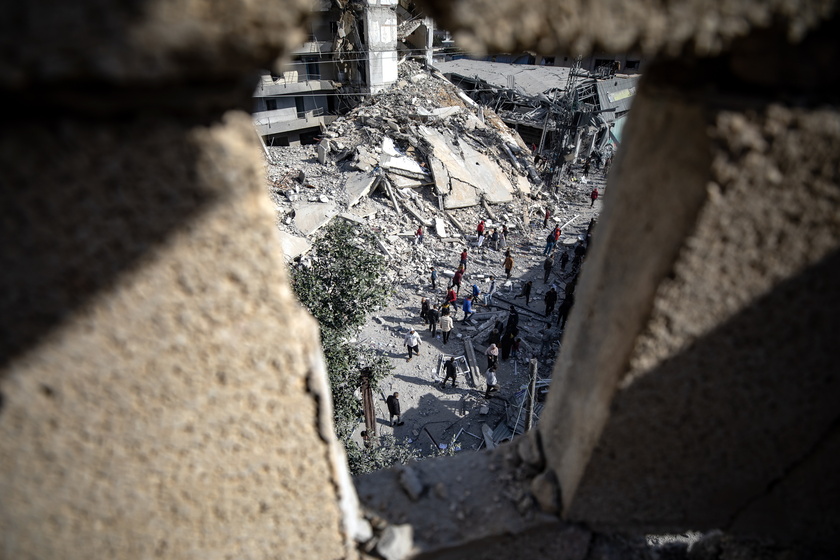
463 339 480 387
481 196 498 222
401 200 432 227
380 176 403 217
444 211 469 236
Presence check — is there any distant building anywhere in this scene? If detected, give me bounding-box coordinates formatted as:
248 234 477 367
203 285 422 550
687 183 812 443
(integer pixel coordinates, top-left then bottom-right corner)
537 53 645 75
254 0 433 146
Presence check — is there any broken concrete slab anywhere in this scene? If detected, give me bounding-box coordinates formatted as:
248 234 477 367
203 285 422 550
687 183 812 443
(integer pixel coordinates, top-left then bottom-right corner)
345 171 379 208
515 175 533 195
276 231 312 261
428 155 451 196
317 138 330 164
381 137 428 180
389 174 425 189
434 217 448 237
447 178 480 209
294 201 338 235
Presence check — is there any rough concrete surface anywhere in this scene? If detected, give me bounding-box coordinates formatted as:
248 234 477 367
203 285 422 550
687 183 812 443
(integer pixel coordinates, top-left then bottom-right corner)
566 105 840 545
0 0 314 88
0 113 350 559
539 81 712 514
415 0 838 58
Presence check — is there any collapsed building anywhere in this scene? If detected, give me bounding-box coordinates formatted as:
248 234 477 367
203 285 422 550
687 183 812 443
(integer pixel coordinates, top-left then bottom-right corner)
437 57 638 180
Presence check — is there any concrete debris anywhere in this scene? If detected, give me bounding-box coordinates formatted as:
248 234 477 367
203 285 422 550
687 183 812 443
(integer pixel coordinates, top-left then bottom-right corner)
530 469 561 514
266 59 608 460
398 466 425 501
376 524 414 560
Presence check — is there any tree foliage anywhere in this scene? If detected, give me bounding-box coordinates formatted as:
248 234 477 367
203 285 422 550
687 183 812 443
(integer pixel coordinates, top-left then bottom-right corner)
290 221 397 471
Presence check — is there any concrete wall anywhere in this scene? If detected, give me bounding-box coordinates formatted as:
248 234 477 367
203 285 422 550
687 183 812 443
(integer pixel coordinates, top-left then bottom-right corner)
364 0 400 93
0 1 361 559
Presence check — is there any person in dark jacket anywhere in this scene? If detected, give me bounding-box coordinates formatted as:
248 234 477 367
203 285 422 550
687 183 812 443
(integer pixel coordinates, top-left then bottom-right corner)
386 392 403 426
557 293 575 329
544 287 558 316
441 357 458 389
516 280 533 305
420 297 429 322
543 255 554 283
427 304 440 337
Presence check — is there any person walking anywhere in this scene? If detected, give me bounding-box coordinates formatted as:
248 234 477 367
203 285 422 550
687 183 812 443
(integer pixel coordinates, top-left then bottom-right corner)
500 329 515 361
461 295 474 323
441 357 457 389
505 306 520 333
557 293 575 329
485 344 499 370
488 328 501 347
498 229 506 250
511 337 522 361
471 283 481 302
543 254 554 283
430 266 438 290
386 392 404 426
490 229 499 251
484 366 499 399
539 324 554 355
542 230 556 255
476 219 486 238
459 249 468 270
439 310 454 344
483 276 496 306
420 297 429 322
543 208 551 228
503 252 514 279
544 286 558 317
451 266 464 294
444 286 457 308
414 225 424 245
590 187 599 207
583 158 591 177
516 280 533 305
404 329 421 361
427 304 440 337
559 250 569 272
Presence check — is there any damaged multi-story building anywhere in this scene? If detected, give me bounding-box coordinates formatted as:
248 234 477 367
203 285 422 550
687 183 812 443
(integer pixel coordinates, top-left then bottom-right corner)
253 0 435 146
437 57 639 177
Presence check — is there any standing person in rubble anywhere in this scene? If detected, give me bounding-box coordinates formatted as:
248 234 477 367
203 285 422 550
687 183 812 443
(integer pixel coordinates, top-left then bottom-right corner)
501 225 509 246
430 266 438 290
476 219 486 238
544 286 558 317
476 231 485 248
498 228 507 250
515 280 533 306
427 304 440 337
451 266 465 295
386 392 404 426
583 158 591 177
543 254 554 283
459 249 469 270
441 357 458 389
484 365 499 399
505 306 520 333
414 225 424 245
500 329 516 361
539 323 554 355
485 343 499 370
490 229 500 251
404 329 422 362
590 187 599 207
483 276 497 307
559 248 570 273
572 242 586 271
461 295 475 323
471 283 481 302
557 292 575 329
439 309 454 344
503 252 515 279
444 285 457 308
420 297 430 323
543 208 551 229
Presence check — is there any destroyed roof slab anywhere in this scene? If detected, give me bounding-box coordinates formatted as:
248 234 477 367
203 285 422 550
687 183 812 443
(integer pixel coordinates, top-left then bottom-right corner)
435 59 574 96
595 76 640 120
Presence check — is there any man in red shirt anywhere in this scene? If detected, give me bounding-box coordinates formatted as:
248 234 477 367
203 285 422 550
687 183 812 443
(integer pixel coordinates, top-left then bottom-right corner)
476 220 485 237
590 188 599 207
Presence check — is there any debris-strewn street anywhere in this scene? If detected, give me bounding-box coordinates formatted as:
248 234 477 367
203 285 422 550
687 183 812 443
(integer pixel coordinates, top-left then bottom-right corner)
266 60 609 458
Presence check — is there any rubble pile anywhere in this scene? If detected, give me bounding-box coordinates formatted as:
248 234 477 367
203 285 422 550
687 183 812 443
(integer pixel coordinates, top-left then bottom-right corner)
266 60 598 274
264 59 608 455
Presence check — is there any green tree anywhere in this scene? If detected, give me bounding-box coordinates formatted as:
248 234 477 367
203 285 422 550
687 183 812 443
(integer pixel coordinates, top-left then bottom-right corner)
291 221 399 471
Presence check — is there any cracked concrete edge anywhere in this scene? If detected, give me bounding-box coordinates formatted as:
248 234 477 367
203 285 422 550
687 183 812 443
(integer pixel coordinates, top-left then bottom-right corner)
302 308 367 558
414 0 839 59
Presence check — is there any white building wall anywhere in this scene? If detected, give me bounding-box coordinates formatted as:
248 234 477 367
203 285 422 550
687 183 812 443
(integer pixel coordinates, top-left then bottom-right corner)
364 0 398 94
